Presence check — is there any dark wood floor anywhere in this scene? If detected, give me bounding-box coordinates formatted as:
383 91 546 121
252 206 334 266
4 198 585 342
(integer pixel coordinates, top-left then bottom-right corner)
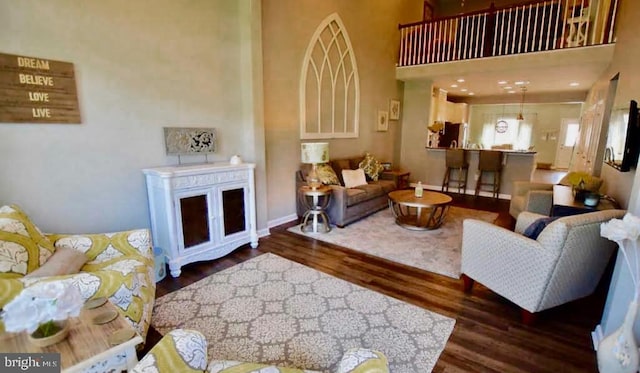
146 194 611 372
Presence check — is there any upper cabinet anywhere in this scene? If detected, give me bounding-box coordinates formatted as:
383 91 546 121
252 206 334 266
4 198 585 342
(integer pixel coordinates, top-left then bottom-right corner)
446 101 468 124
430 87 468 124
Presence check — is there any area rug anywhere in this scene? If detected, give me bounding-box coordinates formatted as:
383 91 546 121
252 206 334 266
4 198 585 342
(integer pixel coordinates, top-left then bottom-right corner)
152 253 455 373
288 206 499 279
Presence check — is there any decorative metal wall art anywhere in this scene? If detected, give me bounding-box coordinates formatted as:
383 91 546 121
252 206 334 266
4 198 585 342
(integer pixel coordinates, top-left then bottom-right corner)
164 127 217 155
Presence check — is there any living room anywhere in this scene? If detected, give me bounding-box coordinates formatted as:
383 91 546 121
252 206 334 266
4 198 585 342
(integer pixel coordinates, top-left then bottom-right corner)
1 0 640 372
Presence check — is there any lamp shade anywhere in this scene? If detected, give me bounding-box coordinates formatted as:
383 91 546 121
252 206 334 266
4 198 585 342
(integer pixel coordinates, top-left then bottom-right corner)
301 142 329 164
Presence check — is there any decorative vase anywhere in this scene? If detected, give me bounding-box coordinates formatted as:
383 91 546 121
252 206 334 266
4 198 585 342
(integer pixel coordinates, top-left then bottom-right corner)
28 320 69 347
597 300 639 373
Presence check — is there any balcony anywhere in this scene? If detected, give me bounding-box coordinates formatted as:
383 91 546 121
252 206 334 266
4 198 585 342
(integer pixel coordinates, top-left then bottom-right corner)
398 0 619 67
396 1 619 101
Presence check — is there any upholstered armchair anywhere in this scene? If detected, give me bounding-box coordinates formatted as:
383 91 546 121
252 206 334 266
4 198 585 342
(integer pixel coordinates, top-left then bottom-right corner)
132 329 390 373
508 172 604 219
461 209 625 324
509 181 554 218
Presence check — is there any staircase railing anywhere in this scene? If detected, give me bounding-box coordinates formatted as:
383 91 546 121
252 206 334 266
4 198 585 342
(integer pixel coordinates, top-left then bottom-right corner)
398 0 619 67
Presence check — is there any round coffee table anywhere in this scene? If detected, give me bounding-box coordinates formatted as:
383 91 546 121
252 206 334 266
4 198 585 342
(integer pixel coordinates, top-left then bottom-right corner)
388 189 452 230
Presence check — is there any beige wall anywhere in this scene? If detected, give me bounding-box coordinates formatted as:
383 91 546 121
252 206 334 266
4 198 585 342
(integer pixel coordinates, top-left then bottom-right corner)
262 0 423 223
587 0 640 211
0 0 268 233
468 103 583 165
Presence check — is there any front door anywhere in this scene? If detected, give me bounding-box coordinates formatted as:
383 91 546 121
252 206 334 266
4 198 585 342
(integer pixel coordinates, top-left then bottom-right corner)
554 118 580 169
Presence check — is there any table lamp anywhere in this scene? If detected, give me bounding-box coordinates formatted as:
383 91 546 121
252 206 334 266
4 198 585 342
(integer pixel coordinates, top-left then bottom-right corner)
301 142 329 189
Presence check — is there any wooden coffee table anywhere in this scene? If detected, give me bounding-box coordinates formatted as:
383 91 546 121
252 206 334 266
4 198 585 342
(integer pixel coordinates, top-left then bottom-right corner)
388 189 453 230
0 300 142 373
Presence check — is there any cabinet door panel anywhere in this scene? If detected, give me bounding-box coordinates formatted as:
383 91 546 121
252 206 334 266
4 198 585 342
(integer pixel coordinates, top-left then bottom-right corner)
179 194 210 248
222 188 246 236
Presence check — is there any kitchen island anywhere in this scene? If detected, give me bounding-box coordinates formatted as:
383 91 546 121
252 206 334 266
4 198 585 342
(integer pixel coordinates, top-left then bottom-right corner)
423 147 537 198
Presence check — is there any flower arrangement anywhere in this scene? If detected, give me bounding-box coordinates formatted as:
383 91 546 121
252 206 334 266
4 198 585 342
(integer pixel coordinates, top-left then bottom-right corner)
598 213 640 372
1 281 83 337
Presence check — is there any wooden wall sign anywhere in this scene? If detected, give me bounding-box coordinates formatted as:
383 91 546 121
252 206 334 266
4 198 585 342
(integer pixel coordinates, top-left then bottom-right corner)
0 52 81 124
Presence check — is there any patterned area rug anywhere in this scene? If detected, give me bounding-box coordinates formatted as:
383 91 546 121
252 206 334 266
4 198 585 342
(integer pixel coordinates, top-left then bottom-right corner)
289 206 499 278
152 253 455 373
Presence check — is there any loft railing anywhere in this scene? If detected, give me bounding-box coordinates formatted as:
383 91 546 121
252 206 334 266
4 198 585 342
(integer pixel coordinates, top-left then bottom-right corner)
398 0 619 66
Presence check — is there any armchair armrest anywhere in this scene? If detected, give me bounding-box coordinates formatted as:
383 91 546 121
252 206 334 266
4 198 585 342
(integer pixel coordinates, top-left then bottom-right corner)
47 229 153 262
337 348 389 373
461 219 559 312
132 329 208 373
512 181 553 197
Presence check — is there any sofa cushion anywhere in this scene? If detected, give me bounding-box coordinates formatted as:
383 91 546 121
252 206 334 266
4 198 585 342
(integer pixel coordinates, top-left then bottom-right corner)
316 163 340 185
342 169 368 188
346 188 369 206
358 153 384 181
353 183 384 196
24 246 88 278
0 205 55 276
373 179 396 194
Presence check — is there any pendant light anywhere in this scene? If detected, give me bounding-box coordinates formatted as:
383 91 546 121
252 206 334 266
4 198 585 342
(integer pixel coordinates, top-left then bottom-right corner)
517 87 527 121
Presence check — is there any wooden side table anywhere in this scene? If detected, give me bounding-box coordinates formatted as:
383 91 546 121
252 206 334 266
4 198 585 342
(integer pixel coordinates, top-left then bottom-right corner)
382 170 411 189
0 300 142 373
299 185 332 233
551 185 618 217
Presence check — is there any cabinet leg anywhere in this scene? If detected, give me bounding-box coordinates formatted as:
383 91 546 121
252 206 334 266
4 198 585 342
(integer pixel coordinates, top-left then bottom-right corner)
169 262 182 278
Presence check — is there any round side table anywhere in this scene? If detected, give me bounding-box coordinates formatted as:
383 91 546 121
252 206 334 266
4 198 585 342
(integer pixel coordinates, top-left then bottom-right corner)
299 185 332 233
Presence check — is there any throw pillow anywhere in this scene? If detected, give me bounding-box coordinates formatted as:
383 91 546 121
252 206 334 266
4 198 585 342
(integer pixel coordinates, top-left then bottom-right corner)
208 361 308 373
0 205 55 276
24 246 89 278
523 216 560 240
316 163 340 185
342 168 368 188
358 153 384 181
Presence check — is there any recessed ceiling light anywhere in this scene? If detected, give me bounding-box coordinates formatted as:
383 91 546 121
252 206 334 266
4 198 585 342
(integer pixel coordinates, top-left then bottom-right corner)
570 82 580 87
457 78 465 83
468 92 475 96
504 86 513 89
498 80 508 85
451 84 458 88
461 88 468 92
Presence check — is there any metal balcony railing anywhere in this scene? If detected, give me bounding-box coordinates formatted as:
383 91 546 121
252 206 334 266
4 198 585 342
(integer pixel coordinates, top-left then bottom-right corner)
398 0 619 66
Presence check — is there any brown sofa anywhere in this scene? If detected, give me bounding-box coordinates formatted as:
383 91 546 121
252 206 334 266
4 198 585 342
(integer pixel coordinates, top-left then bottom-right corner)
296 156 401 227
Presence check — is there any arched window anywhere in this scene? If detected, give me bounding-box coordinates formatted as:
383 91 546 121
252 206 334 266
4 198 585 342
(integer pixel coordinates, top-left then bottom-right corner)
300 13 360 139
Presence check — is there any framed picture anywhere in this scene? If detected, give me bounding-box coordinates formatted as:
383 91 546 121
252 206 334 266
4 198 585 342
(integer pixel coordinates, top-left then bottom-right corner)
377 110 389 132
389 99 401 120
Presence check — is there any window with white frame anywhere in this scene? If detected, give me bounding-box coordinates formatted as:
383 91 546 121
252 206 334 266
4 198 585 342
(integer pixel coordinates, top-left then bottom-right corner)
481 113 536 150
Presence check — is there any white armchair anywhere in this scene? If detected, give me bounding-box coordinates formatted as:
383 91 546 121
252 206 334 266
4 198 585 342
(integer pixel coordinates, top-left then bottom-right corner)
461 209 625 324
509 181 554 218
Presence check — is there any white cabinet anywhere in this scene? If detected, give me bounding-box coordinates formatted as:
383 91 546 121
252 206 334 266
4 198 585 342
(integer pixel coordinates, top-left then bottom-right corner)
143 163 258 277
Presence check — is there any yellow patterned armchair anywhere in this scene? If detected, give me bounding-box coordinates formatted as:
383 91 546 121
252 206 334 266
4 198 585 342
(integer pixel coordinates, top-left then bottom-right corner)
0 205 155 345
133 329 389 373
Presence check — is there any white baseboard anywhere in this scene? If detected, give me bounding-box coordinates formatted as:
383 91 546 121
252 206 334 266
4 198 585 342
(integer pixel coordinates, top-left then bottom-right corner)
268 213 298 229
591 324 604 351
257 228 270 238
417 183 512 200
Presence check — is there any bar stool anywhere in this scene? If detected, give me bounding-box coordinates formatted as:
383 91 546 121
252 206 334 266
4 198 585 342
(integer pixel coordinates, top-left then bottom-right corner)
442 148 468 194
475 150 503 199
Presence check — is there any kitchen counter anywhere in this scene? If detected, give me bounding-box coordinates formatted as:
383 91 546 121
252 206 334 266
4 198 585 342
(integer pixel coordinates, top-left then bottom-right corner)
423 147 537 198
